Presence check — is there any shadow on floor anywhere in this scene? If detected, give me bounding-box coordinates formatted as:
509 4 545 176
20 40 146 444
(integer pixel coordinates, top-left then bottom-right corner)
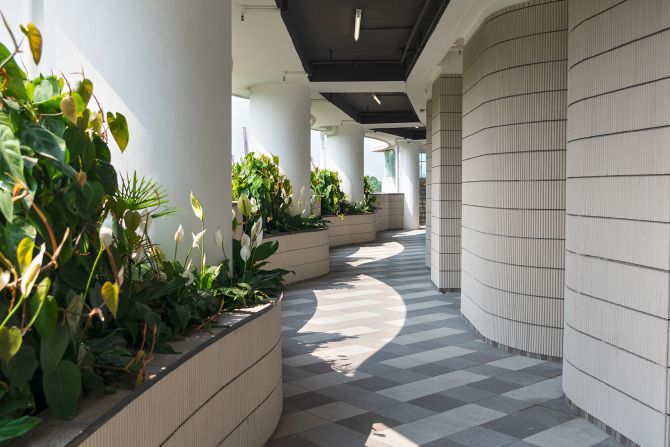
268 230 622 447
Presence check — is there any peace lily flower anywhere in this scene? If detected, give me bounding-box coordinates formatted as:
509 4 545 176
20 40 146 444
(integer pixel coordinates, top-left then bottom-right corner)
175 224 184 243
21 244 45 296
251 219 262 240
192 229 207 249
240 233 251 262
238 194 252 218
182 260 195 285
215 227 224 248
0 270 9 293
99 225 114 248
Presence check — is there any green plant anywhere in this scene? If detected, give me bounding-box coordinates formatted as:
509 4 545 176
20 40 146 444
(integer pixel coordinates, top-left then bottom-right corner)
0 18 132 438
233 153 326 233
311 168 375 216
0 19 289 441
365 175 382 194
363 176 378 211
311 168 346 216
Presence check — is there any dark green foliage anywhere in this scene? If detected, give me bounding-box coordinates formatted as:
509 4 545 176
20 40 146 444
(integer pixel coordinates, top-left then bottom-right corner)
311 168 375 216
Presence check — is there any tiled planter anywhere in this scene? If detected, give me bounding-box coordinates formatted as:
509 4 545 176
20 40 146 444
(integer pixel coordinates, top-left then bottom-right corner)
324 213 377 247
373 193 404 232
17 299 283 447
265 229 330 284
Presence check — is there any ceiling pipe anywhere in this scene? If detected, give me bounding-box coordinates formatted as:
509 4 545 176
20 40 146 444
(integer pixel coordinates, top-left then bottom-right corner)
399 0 433 64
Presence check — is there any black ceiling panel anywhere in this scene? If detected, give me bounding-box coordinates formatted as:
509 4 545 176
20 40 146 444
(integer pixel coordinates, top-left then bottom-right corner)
276 0 450 82
323 92 419 125
371 127 426 140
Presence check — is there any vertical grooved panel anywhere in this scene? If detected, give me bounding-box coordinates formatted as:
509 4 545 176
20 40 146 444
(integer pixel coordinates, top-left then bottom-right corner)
431 75 463 289
461 0 567 358
425 100 433 267
563 1 670 445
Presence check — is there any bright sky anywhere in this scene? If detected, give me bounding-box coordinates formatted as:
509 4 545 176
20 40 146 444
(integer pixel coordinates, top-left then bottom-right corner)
232 96 385 180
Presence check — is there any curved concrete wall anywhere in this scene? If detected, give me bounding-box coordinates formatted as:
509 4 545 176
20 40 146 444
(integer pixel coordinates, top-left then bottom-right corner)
461 0 567 358
562 1 670 445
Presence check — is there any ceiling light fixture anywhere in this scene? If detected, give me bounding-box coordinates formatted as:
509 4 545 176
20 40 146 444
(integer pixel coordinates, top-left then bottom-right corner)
372 94 381 105
354 9 362 41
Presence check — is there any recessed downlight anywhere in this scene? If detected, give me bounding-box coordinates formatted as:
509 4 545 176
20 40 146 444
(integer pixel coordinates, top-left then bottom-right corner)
354 9 362 42
372 94 381 105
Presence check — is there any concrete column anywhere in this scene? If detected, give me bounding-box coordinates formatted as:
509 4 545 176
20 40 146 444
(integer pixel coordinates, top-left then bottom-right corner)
324 125 365 203
249 83 311 214
41 0 233 263
563 1 670 445
461 0 567 358
398 140 420 230
431 76 462 291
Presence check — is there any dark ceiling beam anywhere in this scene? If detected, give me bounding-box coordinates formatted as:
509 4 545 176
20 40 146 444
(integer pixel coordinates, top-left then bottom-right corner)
399 0 433 64
405 0 451 77
359 112 419 125
372 127 426 140
310 62 405 82
324 94 358 122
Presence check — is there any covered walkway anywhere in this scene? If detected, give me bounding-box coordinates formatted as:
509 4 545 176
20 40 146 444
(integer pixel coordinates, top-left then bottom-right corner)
269 230 621 447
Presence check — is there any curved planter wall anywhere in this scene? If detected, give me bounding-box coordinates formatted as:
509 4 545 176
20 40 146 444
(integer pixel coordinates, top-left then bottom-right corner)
374 193 404 232
325 213 377 247
563 1 670 445
461 0 567 358
265 229 329 284
19 301 283 447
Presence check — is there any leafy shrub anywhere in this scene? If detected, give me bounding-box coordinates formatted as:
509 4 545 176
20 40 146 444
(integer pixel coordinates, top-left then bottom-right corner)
232 153 326 233
363 176 378 211
365 175 382 193
311 168 375 216
311 168 346 216
0 22 286 441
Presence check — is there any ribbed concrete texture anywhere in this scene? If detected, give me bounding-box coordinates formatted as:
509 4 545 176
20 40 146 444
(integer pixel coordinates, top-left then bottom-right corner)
461 0 567 358
424 100 432 268
430 75 462 290
562 1 670 446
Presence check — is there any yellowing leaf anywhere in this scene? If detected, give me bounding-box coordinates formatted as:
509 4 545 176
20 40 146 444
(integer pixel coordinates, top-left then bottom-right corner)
75 79 93 106
60 95 77 123
20 23 42 65
106 112 129 152
0 326 22 363
190 192 204 221
101 281 119 318
16 237 35 275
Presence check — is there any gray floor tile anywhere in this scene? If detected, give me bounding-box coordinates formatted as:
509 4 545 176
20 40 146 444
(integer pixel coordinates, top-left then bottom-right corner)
373 402 436 423
448 426 520 447
469 377 523 394
297 422 364 447
284 391 337 410
409 394 467 412
337 412 400 435
476 395 534 414
441 385 497 403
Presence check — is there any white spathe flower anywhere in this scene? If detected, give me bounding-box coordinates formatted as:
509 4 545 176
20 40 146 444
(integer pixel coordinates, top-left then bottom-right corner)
99 225 114 248
0 270 9 292
240 233 251 249
175 224 184 243
250 219 262 240
182 260 194 285
192 229 207 248
20 244 45 296
215 227 224 247
256 229 263 246
240 244 251 262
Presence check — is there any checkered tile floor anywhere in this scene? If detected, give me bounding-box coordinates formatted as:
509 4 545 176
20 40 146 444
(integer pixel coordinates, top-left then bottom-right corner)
269 230 623 447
